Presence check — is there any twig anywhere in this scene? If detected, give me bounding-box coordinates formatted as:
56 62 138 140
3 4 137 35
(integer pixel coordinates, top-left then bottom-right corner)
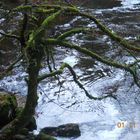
0 32 20 40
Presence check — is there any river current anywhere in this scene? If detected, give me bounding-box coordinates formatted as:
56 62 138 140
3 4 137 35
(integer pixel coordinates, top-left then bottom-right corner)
0 0 140 140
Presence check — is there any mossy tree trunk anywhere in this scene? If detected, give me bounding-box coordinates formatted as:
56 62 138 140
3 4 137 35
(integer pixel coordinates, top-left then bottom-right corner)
0 47 42 139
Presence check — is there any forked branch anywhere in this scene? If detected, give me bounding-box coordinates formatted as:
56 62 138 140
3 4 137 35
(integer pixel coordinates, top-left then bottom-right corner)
38 63 116 100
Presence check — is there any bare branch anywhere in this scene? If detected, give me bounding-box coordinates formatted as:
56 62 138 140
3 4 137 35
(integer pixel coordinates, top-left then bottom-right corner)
38 63 116 100
0 55 23 79
0 31 20 40
64 63 117 100
45 46 53 72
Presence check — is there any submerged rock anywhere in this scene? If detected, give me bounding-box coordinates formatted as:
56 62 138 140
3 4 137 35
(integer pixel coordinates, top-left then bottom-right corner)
0 91 17 128
41 123 81 137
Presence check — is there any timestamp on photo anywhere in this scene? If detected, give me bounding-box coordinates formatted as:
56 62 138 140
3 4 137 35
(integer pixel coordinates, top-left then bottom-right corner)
116 121 136 128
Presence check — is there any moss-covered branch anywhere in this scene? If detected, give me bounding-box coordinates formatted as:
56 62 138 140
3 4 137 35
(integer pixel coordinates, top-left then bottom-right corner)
76 11 140 52
27 10 61 47
46 38 130 70
37 63 65 82
46 38 140 88
57 28 90 40
13 4 140 52
13 4 78 13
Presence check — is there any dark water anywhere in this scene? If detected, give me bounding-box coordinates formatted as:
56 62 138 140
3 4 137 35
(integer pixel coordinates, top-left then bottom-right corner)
0 0 140 140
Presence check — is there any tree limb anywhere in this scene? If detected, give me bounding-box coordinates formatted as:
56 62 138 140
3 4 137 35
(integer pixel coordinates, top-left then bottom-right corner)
0 31 20 40
0 55 23 79
57 27 90 40
46 38 130 70
46 38 140 88
76 11 140 52
38 62 116 100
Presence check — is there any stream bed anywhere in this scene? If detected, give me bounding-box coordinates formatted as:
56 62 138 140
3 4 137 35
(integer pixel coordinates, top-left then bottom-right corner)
0 0 140 140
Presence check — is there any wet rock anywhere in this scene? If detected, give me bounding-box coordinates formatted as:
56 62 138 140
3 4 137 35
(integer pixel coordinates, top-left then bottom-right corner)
41 127 57 136
0 91 17 128
36 132 56 140
57 123 81 137
41 123 81 137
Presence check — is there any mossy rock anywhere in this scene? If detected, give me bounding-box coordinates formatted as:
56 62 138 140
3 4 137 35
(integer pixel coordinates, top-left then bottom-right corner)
0 91 17 128
15 107 23 117
36 132 57 140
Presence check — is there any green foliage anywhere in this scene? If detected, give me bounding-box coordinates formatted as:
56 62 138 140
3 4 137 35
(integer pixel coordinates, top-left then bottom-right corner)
36 132 57 140
0 92 17 128
15 107 23 117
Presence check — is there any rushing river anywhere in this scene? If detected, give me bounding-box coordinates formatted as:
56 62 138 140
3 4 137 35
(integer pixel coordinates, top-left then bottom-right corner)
1 0 140 140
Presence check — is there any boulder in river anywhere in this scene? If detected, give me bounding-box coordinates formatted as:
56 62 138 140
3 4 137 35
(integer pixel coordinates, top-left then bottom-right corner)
41 123 81 137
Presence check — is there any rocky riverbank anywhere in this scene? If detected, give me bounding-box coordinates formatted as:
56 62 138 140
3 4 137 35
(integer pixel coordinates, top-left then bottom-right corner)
0 91 81 140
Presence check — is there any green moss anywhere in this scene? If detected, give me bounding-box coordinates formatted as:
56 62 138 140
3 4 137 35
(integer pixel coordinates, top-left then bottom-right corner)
0 92 18 127
0 93 17 114
0 93 16 104
36 132 57 140
15 107 23 117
